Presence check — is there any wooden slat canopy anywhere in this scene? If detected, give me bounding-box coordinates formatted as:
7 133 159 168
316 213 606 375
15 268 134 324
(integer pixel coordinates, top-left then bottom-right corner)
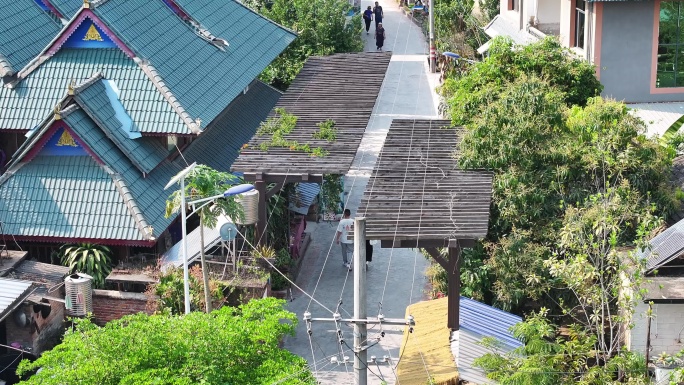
231 52 392 176
359 119 494 330
359 119 493 246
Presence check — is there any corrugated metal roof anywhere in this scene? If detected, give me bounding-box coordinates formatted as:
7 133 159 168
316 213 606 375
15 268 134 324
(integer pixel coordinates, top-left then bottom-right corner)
480 15 538 51
0 0 62 76
636 218 684 274
0 48 187 134
92 0 295 131
628 102 684 137
289 183 320 215
73 78 168 173
182 81 282 171
0 277 34 323
456 296 523 385
160 214 234 269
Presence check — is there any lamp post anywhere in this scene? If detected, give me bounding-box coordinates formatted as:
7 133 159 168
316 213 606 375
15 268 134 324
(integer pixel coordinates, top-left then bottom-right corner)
165 165 255 315
164 162 198 315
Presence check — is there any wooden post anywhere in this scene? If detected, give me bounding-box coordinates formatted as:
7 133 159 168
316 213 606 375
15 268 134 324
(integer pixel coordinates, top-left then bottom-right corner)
447 245 461 330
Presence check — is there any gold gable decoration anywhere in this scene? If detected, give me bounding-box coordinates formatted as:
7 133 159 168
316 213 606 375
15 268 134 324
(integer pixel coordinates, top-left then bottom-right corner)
83 23 103 42
57 130 78 147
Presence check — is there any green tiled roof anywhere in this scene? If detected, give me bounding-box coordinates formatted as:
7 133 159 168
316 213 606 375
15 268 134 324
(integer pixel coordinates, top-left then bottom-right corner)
60 106 181 241
183 81 282 170
72 77 168 173
0 155 144 241
0 0 62 76
48 0 82 19
92 0 295 130
0 49 187 133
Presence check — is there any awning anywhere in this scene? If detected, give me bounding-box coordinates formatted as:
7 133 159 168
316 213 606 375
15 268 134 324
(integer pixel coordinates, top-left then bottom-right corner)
160 214 234 270
0 277 34 323
288 183 320 215
628 102 684 137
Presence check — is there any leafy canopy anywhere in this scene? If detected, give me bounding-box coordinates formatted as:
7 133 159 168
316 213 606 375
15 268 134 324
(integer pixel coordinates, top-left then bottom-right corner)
247 0 363 89
441 36 603 125
17 298 315 385
59 243 113 288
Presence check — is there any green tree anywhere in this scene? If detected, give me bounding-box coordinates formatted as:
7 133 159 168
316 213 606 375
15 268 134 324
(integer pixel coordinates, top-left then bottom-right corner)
474 188 658 384
250 0 363 89
441 36 603 125
165 165 244 313
17 298 315 385
59 243 113 288
454 75 679 311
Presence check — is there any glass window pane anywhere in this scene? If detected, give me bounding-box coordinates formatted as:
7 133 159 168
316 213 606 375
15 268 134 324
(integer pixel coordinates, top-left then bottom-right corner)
658 45 677 87
575 0 585 11
576 12 585 49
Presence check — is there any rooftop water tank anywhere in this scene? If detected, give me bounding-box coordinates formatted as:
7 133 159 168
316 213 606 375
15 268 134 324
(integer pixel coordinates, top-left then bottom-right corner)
234 189 259 225
65 273 93 317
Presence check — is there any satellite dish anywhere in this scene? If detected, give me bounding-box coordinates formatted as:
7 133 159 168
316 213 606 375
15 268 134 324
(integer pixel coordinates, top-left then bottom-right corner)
220 223 238 241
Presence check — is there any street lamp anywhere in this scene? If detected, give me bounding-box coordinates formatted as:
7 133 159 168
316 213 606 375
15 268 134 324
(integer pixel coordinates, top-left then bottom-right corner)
164 162 197 315
164 165 255 315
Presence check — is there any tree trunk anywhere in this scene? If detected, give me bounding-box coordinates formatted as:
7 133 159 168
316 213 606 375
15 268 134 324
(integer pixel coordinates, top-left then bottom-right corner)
200 222 213 313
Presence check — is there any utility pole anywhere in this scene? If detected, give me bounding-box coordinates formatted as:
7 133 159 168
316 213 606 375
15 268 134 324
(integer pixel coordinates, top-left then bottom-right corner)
354 217 367 385
429 0 436 73
303 216 415 384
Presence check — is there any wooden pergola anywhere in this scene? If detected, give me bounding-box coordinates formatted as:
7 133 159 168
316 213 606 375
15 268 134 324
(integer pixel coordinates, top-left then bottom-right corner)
358 119 493 330
231 52 392 242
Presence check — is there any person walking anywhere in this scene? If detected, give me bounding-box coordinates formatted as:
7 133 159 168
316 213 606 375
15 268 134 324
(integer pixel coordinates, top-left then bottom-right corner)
363 6 373 35
375 22 386 51
373 1 383 29
336 209 354 270
365 239 373 269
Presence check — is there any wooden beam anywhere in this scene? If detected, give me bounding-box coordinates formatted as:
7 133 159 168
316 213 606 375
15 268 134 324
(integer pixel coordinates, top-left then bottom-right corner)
447 245 462 331
378 238 477 249
255 179 267 246
424 247 448 270
242 173 323 184
266 180 284 200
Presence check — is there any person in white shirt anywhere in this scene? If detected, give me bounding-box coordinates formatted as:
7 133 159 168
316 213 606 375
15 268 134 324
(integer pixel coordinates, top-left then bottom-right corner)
336 209 354 270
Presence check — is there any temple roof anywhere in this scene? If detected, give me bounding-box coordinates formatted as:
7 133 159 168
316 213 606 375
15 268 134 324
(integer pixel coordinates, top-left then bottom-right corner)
0 0 62 77
1 0 295 134
0 78 281 245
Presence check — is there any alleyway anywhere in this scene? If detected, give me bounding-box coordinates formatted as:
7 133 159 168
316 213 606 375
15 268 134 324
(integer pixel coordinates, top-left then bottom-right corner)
282 2 441 383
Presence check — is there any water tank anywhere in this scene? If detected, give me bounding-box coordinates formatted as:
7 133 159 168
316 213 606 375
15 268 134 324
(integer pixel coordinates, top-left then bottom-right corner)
65 273 93 317
234 189 259 225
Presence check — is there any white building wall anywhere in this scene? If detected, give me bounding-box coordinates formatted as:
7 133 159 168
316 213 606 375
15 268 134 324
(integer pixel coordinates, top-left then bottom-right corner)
630 302 684 357
559 0 572 47
536 0 560 25
499 0 521 28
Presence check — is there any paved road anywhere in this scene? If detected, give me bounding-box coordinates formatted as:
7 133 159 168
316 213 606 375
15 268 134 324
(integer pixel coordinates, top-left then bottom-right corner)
282 1 440 384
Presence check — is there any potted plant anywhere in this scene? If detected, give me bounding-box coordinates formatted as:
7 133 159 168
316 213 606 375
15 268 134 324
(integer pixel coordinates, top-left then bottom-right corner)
654 351 684 384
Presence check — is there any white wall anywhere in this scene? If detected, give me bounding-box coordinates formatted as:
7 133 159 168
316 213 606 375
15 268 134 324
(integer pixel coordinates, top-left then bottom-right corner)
630 302 684 357
499 0 521 28
559 0 572 47
536 0 560 24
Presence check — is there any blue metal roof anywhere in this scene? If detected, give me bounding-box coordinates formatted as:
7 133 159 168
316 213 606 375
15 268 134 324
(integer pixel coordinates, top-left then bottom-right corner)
182 81 282 171
92 0 295 132
0 0 62 76
457 296 523 385
48 0 81 19
636 218 684 274
72 77 168 173
0 48 188 133
289 183 321 215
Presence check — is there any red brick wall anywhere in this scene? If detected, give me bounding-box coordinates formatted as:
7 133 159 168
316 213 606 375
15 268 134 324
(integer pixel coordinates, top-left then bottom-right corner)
92 290 154 326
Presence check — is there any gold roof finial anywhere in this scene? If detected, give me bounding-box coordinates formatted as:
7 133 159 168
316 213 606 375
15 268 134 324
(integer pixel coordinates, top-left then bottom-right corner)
83 0 90 9
53 102 61 120
67 79 76 95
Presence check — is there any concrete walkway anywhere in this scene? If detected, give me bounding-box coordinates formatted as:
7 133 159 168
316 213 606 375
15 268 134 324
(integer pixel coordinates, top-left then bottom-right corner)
282 2 440 384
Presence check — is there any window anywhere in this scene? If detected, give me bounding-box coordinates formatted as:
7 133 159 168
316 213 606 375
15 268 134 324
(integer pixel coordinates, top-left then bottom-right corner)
574 0 586 49
657 1 684 87
508 0 516 11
